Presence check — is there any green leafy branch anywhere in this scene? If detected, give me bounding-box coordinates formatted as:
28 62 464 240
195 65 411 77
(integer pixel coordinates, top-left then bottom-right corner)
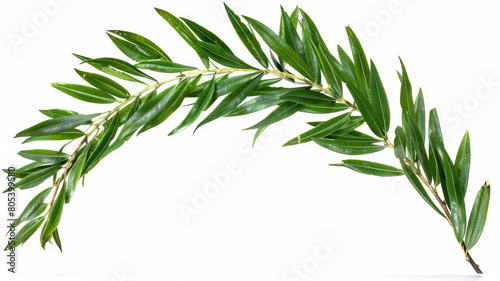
4 4 490 274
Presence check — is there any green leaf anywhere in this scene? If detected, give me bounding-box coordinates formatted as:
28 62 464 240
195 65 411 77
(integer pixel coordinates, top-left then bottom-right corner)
120 85 180 137
399 159 446 218
180 17 233 54
196 73 263 130
7 162 49 179
51 83 117 104
14 165 61 190
18 149 69 164
245 101 304 130
414 89 426 142
66 144 89 203
195 40 256 69
428 108 444 185
82 57 157 81
155 8 210 68
334 116 365 135
215 73 262 98
465 183 490 250
394 126 406 160
345 26 370 96
331 160 404 177
299 103 349 114
39 109 79 119
299 9 342 96
53 228 63 252
455 130 471 194
313 138 385 155
280 89 336 108
169 75 216 135
369 60 390 136
135 59 198 73
406 115 431 182
23 203 48 222
5 216 44 250
324 130 382 143
224 3 269 68
139 78 193 134
75 69 129 99
337 45 355 78
227 91 285 117
22 129 85 144
73 53 145 84
13 187 52 227
244 16 314 80
284 112 350 146
302 27 321 85
41 184 66 240
280 6 307 65
430 135 466 243
107 30 171 61
84 115 120 174
252 126 268 147
399 58 414 118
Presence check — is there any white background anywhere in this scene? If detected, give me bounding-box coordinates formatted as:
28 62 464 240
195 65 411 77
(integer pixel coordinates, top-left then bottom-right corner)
1 0 500 280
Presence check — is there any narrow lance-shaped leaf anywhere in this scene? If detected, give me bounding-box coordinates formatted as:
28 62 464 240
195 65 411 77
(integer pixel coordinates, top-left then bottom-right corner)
82 57 157 82
313 137 385 155
280 89 336 108
51 83 117 104
195 40 256 69
10 165 61 191
331 160 404 177
369 60 390 137
399 159 446 218
245 101 304 130
406 115 432 182
5 217 44 250
39 109 79 119
414 89 425 142
196 73 264 130
75 69 129 99
41 184 66 240
345 26 370 96
428 108 444 185
394 126 406 160
22 129 85 144
169 75 217 135
12 187 52 227
455 130 471 194
84 114 120 174
120 86 181 137
107 30 171 61
66 144 89 203
299 9 342 95
431 135 467 243
180 17 233 54
18 149 69 164
224 3 269 68
399 58 414 118
465 182 490 250
244 16 314 80
139 77 195 134
280 6 307 65
155 8 210 68
53 228 63 252
135 60 198 73
337 45 355 78
227 91 285 117
73 53 145 84
284 112 351 146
